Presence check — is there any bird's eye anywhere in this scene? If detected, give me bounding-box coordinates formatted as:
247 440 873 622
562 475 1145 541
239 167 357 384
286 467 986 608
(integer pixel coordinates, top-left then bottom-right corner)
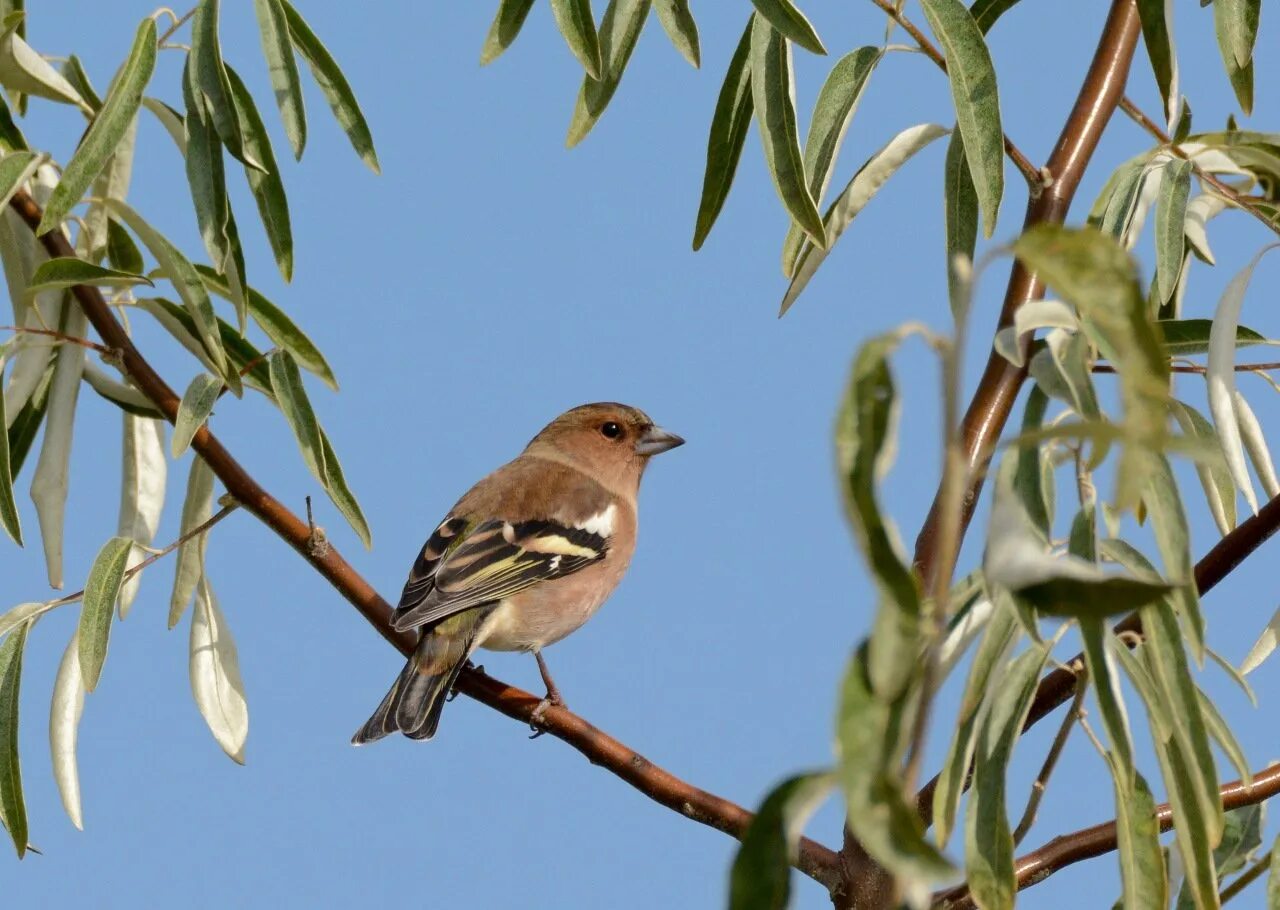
600 421 622 439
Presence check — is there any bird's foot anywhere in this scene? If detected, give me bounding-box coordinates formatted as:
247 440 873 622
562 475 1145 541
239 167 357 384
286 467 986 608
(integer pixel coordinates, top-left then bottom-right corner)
448 661 486 702
527 694 563 739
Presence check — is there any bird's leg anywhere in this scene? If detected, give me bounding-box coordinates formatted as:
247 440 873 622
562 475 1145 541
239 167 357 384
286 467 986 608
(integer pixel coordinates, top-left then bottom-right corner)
447 660 485 702
528 649 566 738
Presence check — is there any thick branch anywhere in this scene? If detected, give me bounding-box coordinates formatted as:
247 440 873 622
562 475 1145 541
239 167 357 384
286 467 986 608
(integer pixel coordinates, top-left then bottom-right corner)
934 762 1280 908
6 189 840 892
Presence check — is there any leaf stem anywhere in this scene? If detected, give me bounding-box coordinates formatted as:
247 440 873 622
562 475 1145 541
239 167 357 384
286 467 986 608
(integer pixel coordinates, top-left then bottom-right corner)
1011 670 1085 846
0 325 111 355
1220 848 1272 904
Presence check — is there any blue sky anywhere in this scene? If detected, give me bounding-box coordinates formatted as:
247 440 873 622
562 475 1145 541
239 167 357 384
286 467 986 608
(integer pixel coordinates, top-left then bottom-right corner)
3 1 1280 907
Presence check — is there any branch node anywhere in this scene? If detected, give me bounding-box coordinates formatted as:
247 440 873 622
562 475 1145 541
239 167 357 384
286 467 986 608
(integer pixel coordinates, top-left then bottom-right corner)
305 495 330 559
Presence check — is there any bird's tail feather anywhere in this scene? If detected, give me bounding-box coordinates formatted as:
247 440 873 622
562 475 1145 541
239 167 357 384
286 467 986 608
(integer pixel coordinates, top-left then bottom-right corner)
351 606 496 745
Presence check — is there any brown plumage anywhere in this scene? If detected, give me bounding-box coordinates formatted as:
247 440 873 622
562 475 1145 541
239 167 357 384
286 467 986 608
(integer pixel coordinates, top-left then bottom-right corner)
352 403 683 744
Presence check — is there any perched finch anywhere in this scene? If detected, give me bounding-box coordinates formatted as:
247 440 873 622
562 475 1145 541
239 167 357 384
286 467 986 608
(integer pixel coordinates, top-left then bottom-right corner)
352 402 683 743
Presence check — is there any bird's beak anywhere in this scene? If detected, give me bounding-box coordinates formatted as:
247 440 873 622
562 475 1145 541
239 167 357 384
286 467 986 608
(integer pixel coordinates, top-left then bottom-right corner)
635 424 685 456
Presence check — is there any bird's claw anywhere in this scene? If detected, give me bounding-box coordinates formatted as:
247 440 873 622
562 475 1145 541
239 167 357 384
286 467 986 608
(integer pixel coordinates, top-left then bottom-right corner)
528 696 558 738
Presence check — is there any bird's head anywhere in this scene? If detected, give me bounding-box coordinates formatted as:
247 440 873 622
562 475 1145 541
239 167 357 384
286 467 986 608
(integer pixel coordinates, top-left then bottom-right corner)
525 402 684 493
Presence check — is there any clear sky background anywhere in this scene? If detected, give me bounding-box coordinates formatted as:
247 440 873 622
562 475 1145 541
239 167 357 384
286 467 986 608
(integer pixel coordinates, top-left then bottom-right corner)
3 1 1280 907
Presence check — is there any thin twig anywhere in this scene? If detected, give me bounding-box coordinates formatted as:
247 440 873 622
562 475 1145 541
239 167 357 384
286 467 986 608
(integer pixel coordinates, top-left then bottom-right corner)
1220 848 1273 904
0 325 111 354
156 6 196 45
1093 361 1280 375
1011 670 1086 846
867 0 1041 190
1117 95 1280 235
3 189 844 893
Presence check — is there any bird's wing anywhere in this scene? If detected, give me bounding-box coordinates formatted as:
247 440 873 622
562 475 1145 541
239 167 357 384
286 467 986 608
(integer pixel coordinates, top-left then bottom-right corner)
390 516 609 632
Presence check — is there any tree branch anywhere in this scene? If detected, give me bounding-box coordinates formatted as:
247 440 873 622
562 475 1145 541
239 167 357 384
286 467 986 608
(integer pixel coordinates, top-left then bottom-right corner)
933 762 1280 908
5 189 840 893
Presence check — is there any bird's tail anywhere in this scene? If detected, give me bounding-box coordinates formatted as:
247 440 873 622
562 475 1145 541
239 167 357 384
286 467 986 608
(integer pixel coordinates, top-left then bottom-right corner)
351 607 496 745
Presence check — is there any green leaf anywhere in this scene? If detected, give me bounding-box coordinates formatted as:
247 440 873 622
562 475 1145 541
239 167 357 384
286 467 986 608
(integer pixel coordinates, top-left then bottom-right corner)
1169 399 1236 536
0 149 38 211
318 426 371 548
1158 319 1267 356
933 598 1017 846
481 0 537 66
172 373 223 458
1143 455 1205 661
781 46 880 277
106 200 234 391
1213 0 1259 115
750 17 825 248
566 0 650 148
1113 771 1166 910
105 218 143 274
0 618 30 858
0 20 86 109
116 414 166 619
269 350 325 486
280 0 379 173
728 772 835 910
190 0 253 168
137 297 272 394
943 131 979 317
60 56 100 114
964 643 1049 910
653 0 699 67
691 17 753 251
919 0 1004 237
194 265 338 390
142 96 186 154
169 457 214 629
1082 619 1135 787
1134 0 1177 124
252 0 306 159
781 124 947 314
1155 159 1191 304
48 629 84 830
189 576 248 763
77 536 132 692
27 257 152 294
35 18 155 236
969 0 1024 33
1268 833 1280 908
5 357 50 479
0 92 25 152
225 66 293 281
1195 689 1251 788
748 0 825 55
550 0 604 79
83 362 163 419
0 352 21 544
1012 386 1052 539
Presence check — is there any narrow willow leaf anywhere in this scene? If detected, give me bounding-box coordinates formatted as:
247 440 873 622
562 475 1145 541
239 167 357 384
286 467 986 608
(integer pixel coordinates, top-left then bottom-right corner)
0 351 20 544
1234 391 1280 500
172 374 222 458
969 0 1024 33
1135 0 1178 126
1143 455 1204 661
1012 386 1052 538
780 46 880 277
189 576 248 763
1090 154 1157 243
1208 244 1280 516
653 0 699 67
748 0 825 55
933 599 1016 846
1159 319 1266 356
106 200 233 388
141 97 186 154
5 358 50 479
919 0 1003 237
61 55 101 113
566 0 651 148
182 57 236 317
943 130 978 318
728 772 835 910
35 18 155 236
105 218 143 275
480 0 537 66
1114 770 1166 910
0 91 23 150
691 18 753 251
781 124 946 314
280 0 380 173
0 602 49 645
1170 399 1236 536
1242 605 1280 675
269 350 325 486
190 0 251 167
252 0 306 159
27 257 151 294
117 415 166 618
0 23 86 109
550 0 604 79
751 17 825 247
169 457 214 629
48 629 84 830
1195 689 1251 787
1082 619 1135 789
1159 737 1223 910
194 265 337 390
965 643 1050 910
1214 0 1260 115
77 536 132 692
0 149 39 212
1185 193 1230 266
225 67 293 281
0 619 29 857
82 113 138 261
1269 834 1280 908
138 297 272 395
992 299 1078 368
30 307 85 588
318 427 371 548
1155 159 1192 304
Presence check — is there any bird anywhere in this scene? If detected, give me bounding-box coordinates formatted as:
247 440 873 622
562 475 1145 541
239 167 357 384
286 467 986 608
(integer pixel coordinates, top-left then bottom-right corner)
352 402 684 744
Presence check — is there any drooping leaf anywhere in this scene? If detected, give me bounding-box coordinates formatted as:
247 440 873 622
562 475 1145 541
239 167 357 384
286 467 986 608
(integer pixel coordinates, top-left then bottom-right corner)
1113 770 1167 910
318 427 371 548
116 414 166 618
1143 455 1204 661
748 0 825 55
728 772 836 910
0 619 30 857
0 149 39 211
550 0 604 78
0 350 20 544
1158 319 1266 356
105 218 144 275
480 0 538 66
969 0 1024 33
919 0 1003 237
1195 690 1252 789
36 18 155 236
0 20 87 109
27 257 152 294
1235 390 1280 502
943 130 979 317
1155 159 1191 304
1012 386 1053 538
653 0 699 67
268 350 325 486
1082 618 1135 789
691 17 753 251
169 457 215 629
190 0 256 169
1169 399 1236 536
1135 0 1178 126
141 96 186 154
1242 606 1280 676
189 576 248 763
750 17 825 248
1213 0 1260 114
48 629 84 830
77 536 132 692
280 0 380 173
225 66 292 281
172 373 223 458
252 0 306 159
82 362 163 419
565 0 651 148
